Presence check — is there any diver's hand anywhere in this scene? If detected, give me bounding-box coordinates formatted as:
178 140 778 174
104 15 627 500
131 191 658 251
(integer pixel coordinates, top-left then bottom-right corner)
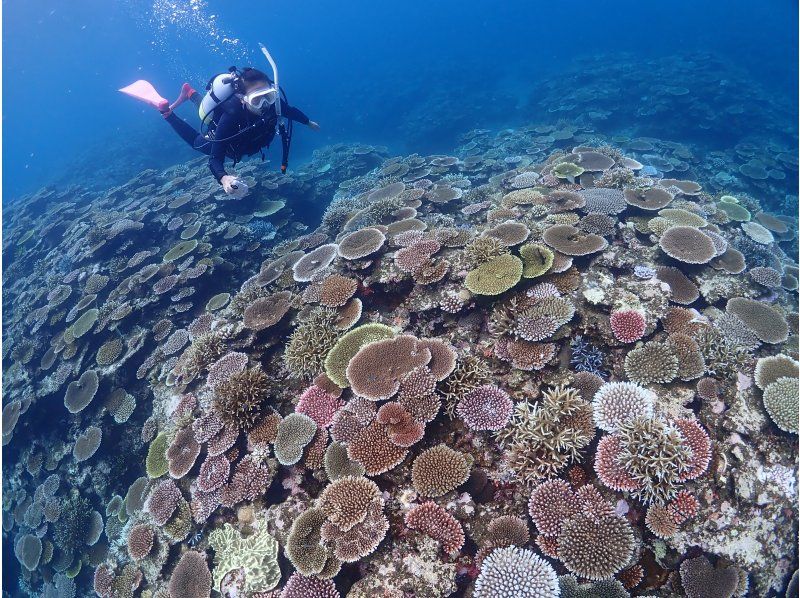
307 120 321 131
220 175 239 195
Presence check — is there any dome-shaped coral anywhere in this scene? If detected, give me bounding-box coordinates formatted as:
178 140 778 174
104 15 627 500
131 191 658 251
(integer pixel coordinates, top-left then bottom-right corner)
592 382 655 432
754 354 799 390
456 384 513 431
474 546 559 598
762 377 799 434
557 513 635 580
411 444 471 497
609 310 647 343
624 341 679 385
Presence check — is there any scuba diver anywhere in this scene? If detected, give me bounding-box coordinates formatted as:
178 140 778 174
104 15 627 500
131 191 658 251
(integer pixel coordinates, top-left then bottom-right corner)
120 44 319 196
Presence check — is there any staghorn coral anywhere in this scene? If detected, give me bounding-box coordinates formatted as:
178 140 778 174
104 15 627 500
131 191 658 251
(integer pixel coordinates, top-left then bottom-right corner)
497 385 595 485
284 307 340 379
614 416 692 504
212 367 272 431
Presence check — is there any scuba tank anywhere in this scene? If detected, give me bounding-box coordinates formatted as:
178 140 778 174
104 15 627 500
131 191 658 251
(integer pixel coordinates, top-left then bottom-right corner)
198 68 241 127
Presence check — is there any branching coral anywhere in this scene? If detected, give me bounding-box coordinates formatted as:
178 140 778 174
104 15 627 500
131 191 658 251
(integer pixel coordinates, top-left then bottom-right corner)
496 385 595 485
212 367 272 431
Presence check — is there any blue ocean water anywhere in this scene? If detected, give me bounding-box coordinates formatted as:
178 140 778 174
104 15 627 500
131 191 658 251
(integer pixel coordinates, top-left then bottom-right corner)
3 1 799 597
4 0 798 209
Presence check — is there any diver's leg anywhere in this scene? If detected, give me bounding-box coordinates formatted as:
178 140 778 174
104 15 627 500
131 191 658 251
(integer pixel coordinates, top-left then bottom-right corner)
163 113 206 151
170 83 201 112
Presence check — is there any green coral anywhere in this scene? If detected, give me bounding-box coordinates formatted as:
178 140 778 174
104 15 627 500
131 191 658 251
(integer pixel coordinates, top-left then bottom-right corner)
519 243 554 278
163 239 198 263
286 507 341 578
145 432 170 478
208 523 281 594
70 308 99 338
762 376 799 434
464 254 523 296
284 308 340 379
553 162 585 181
163 497 193 542
496 385 594 485
324 323 395 387
716 201 751 222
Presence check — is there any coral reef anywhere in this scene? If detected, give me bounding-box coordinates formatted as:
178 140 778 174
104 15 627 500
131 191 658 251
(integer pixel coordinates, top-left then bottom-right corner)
2 119 797 598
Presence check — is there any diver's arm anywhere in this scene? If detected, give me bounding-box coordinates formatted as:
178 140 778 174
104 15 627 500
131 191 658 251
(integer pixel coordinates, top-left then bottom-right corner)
208 113 236 182
280 100 311 126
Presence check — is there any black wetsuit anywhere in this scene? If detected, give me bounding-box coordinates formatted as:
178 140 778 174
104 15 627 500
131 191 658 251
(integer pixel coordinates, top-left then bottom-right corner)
165 97 310 181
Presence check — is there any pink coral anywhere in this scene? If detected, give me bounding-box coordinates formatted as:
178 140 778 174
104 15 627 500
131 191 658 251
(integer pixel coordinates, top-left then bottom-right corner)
674 418 711 481
594 435 641 492
146 478 182 525
376 402 425 447
206 352 248 389
394 240 441 273
405 502 465 555
196 454 231 493
192 411 224 443
220 455 272 507
280 573 340 598
527 479 580 536
610 310 647 343
296 385 345 428
456 384 513 431
668 490 700 523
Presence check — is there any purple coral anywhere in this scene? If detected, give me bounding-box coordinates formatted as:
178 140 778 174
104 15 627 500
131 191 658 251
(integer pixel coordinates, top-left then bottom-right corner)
456 384 513 431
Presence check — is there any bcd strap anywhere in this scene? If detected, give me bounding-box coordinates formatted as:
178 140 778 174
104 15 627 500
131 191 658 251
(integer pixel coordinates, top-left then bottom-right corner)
279 123 290 173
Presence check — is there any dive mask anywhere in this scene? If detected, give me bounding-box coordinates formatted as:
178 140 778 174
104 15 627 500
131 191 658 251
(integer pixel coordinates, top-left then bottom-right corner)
243 85 278 114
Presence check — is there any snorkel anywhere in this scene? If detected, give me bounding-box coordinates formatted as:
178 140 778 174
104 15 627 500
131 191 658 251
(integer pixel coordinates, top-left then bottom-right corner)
259 42 291 173
258 43 280 120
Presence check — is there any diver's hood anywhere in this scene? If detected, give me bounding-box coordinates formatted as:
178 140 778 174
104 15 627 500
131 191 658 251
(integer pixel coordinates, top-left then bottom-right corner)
243 85 278 115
